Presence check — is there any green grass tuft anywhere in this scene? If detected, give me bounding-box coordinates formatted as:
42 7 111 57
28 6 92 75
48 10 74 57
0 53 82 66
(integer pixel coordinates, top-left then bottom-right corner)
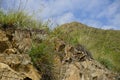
0 10 45 29
29 40 55 80
97 57 114 70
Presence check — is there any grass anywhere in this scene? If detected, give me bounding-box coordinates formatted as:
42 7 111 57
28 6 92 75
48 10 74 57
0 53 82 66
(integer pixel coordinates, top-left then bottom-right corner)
53 22 120 72
0 8 120 78
0 10 55 80
97 57 114 70
29 39 56 80
0 10 47 29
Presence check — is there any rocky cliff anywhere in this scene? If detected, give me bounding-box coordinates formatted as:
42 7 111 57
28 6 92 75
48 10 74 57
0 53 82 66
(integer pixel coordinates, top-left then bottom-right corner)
0 28 41 80
54 38 120 80
0 28 119 80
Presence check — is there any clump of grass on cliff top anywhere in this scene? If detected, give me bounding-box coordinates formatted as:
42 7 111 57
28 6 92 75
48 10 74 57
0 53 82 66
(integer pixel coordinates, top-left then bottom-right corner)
0 10 46 29
0 9 54 79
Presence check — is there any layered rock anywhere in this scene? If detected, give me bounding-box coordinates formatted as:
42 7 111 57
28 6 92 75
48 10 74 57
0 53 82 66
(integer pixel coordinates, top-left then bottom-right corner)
0 62 26 80
0 28 119 80
0 30 11 53
54 38 119 80
0 29 41 80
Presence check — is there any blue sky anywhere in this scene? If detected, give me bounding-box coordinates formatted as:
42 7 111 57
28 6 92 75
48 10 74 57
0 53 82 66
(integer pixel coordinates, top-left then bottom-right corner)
0 0 120 29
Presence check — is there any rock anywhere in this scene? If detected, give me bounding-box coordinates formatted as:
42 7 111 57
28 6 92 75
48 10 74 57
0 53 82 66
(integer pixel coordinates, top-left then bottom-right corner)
0 28 119 80
0 41 10 53
4 48 16 54
0 62 40 80
63 44 74 63
0 29 41 80
60 63 81 80
12 30 32 53
17 38 32 53
75 44 93 60
0 30 11 53
54 38 65 52
25 64 41 80
31 30 47 43
0 30 8 41
0 62 26 80
0 52 41 80
54 40 119 80
60 61 117 80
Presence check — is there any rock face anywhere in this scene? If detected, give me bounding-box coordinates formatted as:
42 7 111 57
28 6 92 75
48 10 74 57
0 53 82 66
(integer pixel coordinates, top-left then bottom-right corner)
0 30 11 53
0 62 26 80
54 38 119 80
0 28 119 80
0 29 41 80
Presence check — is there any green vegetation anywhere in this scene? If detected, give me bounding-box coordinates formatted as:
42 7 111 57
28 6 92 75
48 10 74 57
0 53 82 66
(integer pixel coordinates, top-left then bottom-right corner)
29 40 55 80
0 10 55 80
0 10 47 29
97 57 114 70
53 22 120 72
0 7 120 76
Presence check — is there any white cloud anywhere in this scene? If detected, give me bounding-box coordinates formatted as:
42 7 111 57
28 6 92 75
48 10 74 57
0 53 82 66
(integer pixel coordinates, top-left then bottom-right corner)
40 0 107 18
38 0 114 24
96 0 120 29
98 0 120 18
44 12 76 28
110 14 120 26
101 25 116 30
81 19 103 28
56 12 76 24
1 0 120 29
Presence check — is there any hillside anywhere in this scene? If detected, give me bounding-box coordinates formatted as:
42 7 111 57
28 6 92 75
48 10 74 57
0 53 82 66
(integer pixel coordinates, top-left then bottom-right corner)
0 28 119 80
53 22 120 72
0 10 120 80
